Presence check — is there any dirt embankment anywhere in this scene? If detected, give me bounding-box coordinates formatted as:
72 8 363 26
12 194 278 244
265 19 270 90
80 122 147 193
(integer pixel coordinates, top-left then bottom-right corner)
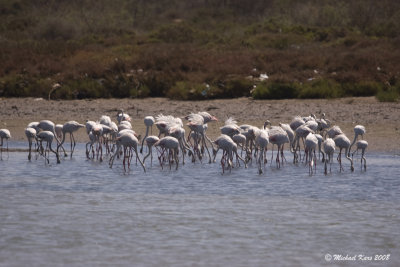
1 97 399 153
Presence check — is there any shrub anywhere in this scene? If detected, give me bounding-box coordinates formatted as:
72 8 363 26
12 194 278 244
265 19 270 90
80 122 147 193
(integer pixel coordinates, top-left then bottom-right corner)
375 86 399 102
252 81 299 99
166 81 207 100
343 81 381 97
298 79 343 99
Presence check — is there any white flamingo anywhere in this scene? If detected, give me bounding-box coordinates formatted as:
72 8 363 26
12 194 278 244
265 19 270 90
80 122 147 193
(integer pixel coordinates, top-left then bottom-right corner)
142 136 160 166
109 132 145 172
116 109 131 124
55 124 63 140
254 127 269 174
305 133 318 175
351 140 368 171
293 124 314 163
213 135 246 174
325 125 343 139
268 124 289 168
57 121 85 157
333 134 354 172
154 136 180 170
322 138 336 174
38 120 67 157
220 117 240 137
232 133 246 157
36 131 60 164
25 127 37 161
0 129 11 160
140 116 155 153
290 116 305 131
348 125 366 156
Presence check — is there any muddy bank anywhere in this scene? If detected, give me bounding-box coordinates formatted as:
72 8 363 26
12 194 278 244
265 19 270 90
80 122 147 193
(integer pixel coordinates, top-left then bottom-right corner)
1 97 399 153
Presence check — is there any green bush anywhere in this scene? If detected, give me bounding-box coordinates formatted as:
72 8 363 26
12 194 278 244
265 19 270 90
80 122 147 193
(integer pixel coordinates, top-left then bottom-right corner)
54 78 108 99
298 79 343 99
252 81 299 99
343 81 381 97
0 75 50 98
376 87 399 102
167 81 207 100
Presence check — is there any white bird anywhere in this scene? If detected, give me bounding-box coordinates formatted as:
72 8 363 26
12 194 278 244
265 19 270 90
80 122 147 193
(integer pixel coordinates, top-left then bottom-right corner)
290 116 305 131
57 121 85 157
55 124 63 140
322 138 336 174
325 125 343 139
351 140 368 171
25 127 37 161
305 133 318 175
254 127 269 174
0 129 11 160
213 135 246 173
232 133 246 157
268 125 289 168
38 120 67 156
154 136 180 170
36 131 60 164
220 117 240 137
348 125 366 156
334 134 354 172
109 132 145 172
140 116 155 153
116 109 131 124
142 136 160 166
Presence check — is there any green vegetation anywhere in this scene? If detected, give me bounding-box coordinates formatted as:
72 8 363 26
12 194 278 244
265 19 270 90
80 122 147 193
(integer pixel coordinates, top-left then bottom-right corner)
0 0 399 101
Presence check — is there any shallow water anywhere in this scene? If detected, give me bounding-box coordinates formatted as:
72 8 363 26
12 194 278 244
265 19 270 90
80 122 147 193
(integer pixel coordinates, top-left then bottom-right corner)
1 142 399 266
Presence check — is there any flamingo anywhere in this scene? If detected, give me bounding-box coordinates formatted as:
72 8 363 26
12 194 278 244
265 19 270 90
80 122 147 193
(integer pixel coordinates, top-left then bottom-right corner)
116 109 131 124
25 127 37 161
36 131 60 164
0 129 11 160
186 113 214 163
293 124 314 163
333 134 354 172
348 125 366 156
85 120 97 135
254 127 269 174
351 140 368 171
91 123 104 161
142 136 160 166
109 132 145 172
55 124 63 140
305 133 318 175
232 133 246 157
38 120 67 157
325 125 343 139
213 135 246 173
322 138 336 174
168 126 194 164
140 116 155 153
220 117 241 137
57 121 85 157
268 125 289 168
154 136 180 170
290 116 305 131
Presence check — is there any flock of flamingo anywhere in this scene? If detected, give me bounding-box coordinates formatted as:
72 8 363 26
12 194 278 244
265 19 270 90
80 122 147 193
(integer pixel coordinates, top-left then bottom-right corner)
0 109 368 175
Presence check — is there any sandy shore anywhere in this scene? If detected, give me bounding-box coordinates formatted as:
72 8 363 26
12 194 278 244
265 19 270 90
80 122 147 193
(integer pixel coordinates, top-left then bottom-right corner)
1 97 399 154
